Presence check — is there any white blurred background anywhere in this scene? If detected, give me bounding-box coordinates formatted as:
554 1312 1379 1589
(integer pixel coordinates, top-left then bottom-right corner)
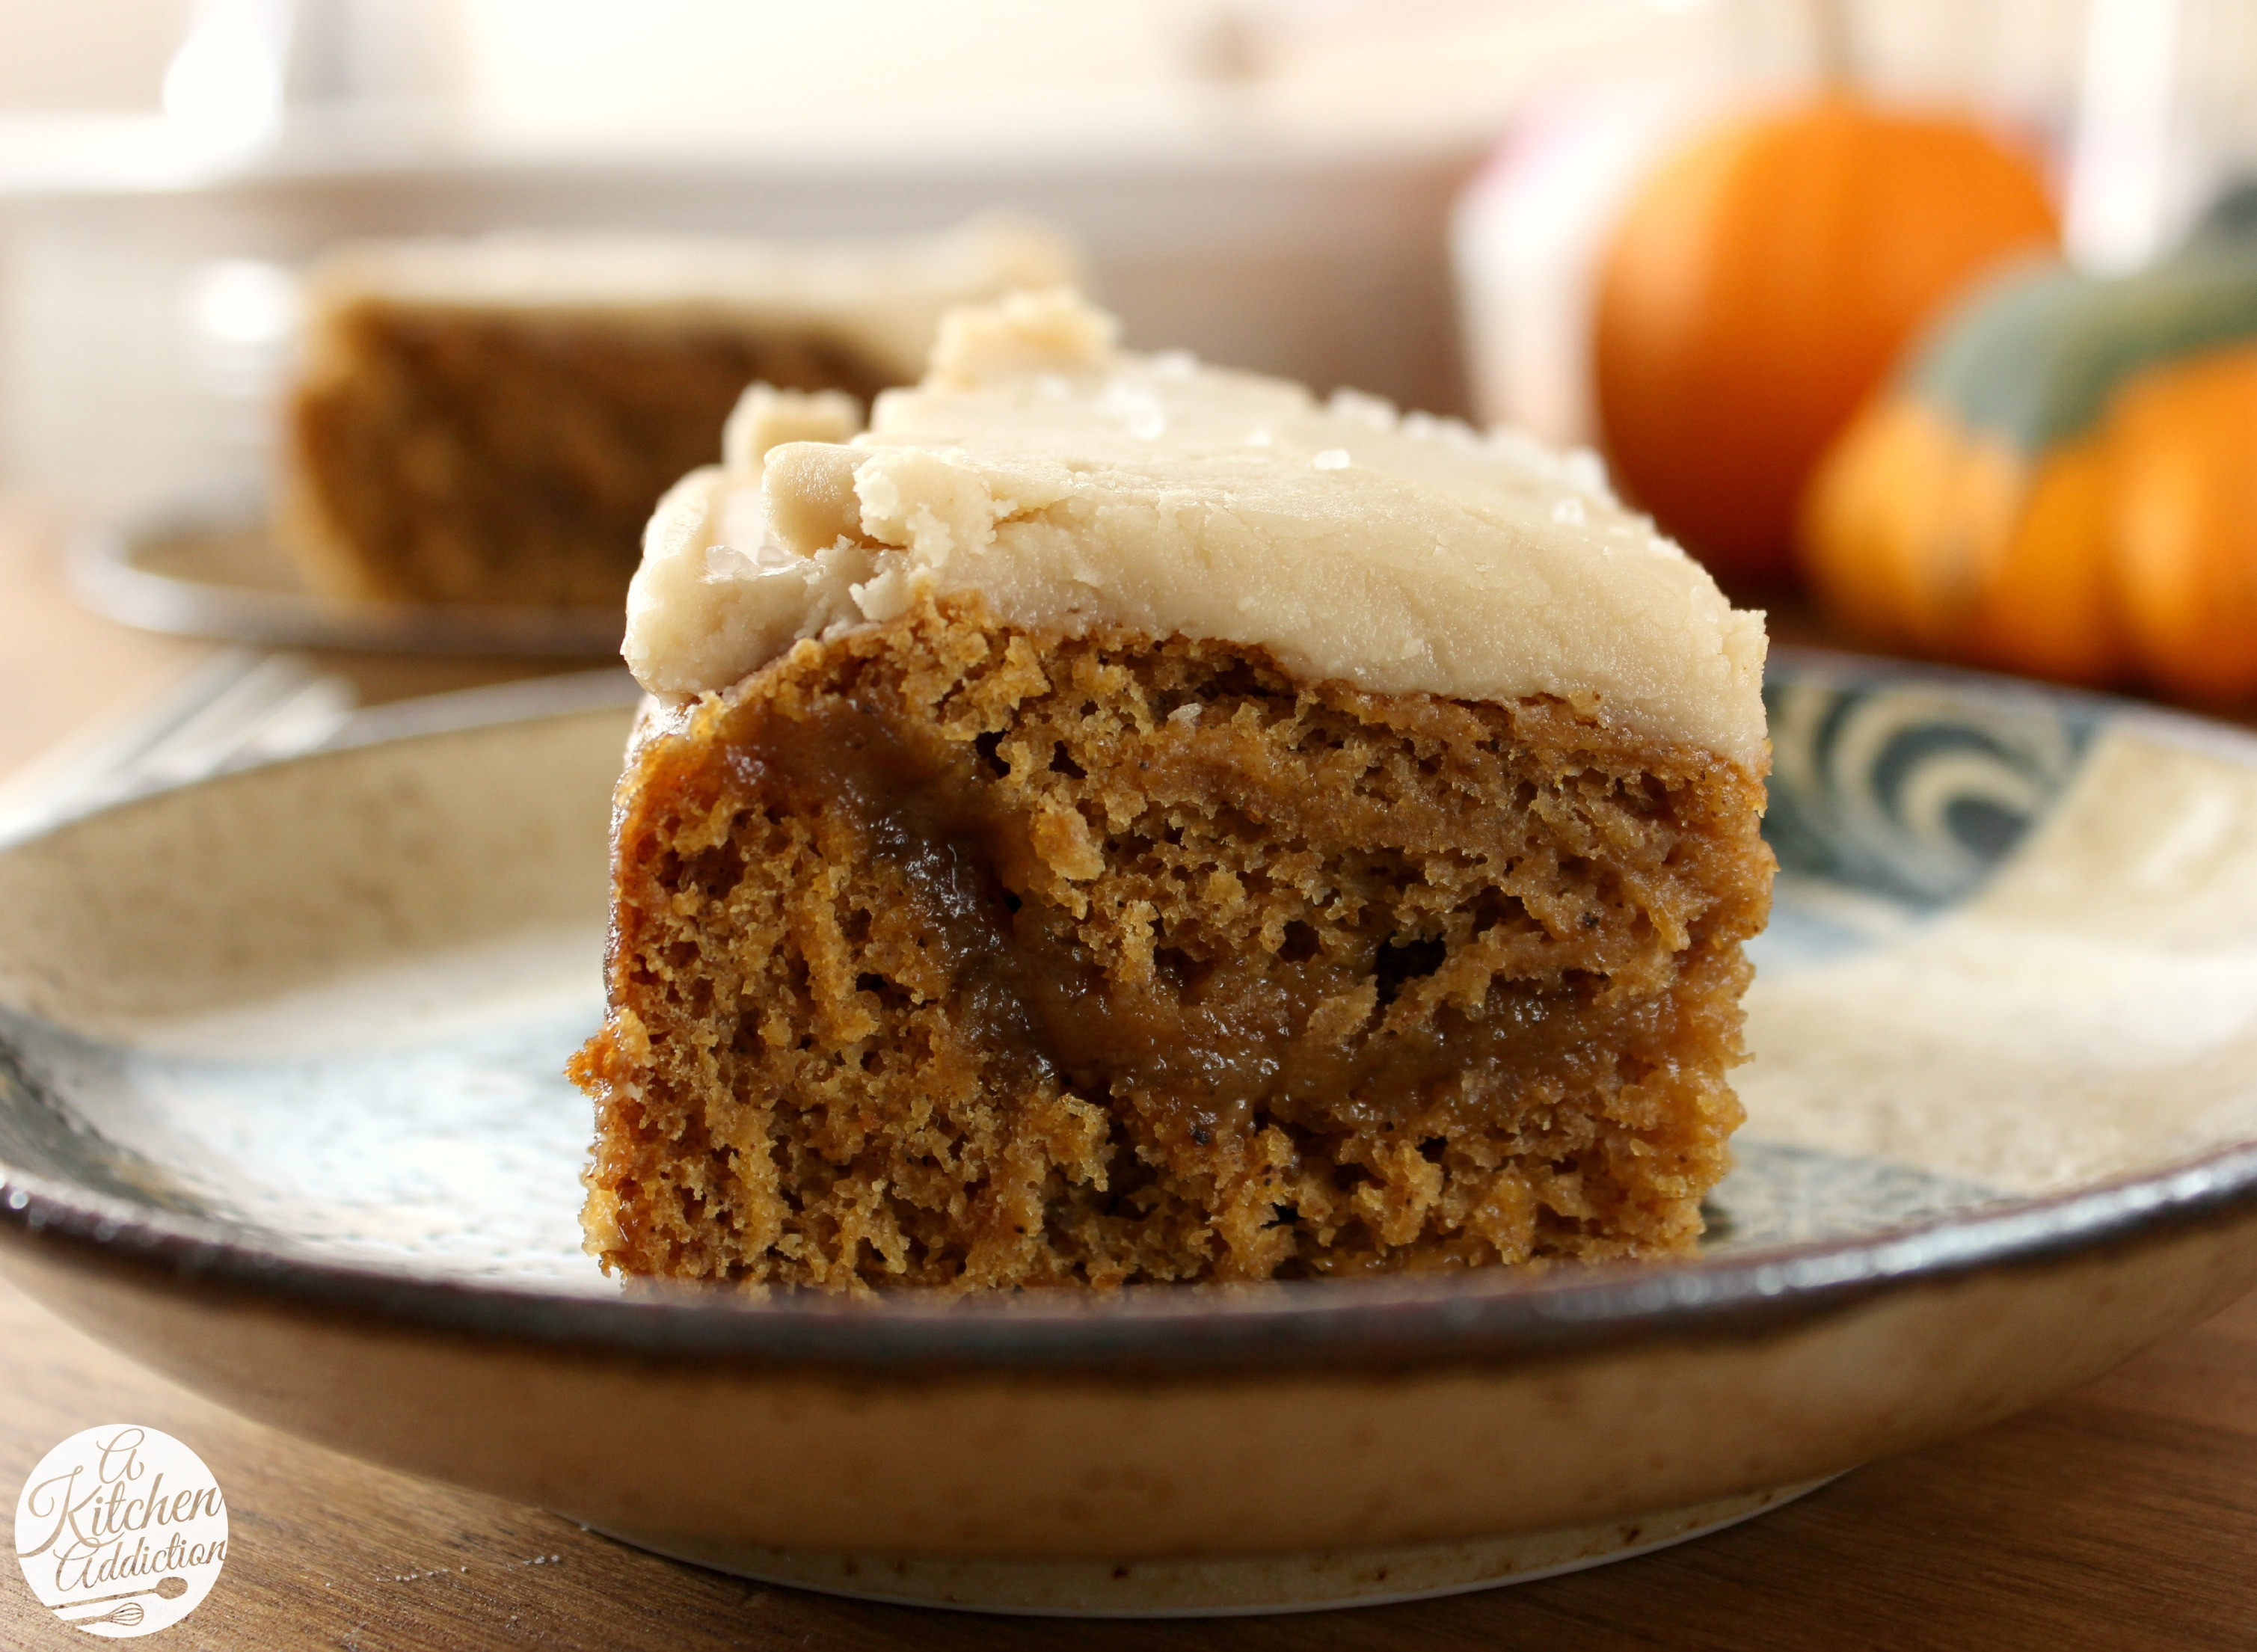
0 0 2250 521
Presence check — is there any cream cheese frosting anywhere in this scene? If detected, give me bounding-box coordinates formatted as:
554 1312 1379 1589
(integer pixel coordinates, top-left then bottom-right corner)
623 288 1768 764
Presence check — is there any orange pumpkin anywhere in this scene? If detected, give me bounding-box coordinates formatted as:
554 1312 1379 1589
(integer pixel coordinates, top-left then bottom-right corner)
1594 94 2058 585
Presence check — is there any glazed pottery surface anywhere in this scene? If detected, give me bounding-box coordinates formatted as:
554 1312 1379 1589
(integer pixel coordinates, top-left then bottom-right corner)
70 509 624 658
3 652 2256 1615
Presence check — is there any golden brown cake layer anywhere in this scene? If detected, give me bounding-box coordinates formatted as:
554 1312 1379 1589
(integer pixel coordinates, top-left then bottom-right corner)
571 598 1772 1289
283 307 895 609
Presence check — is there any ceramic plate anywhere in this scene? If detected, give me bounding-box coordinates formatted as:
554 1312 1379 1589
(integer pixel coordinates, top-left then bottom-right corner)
2 651 2256 1617
70 504 624 657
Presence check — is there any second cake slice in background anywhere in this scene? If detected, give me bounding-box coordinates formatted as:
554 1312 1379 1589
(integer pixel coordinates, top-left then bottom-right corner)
277 217 1076 612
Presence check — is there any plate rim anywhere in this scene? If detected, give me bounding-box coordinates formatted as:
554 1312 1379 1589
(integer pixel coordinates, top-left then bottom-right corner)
4 648 2257 1378
6 1143 2255 1376
68 503 627 659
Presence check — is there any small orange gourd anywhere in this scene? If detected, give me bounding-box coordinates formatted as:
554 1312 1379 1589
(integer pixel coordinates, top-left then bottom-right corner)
2107 344 2257 701
1594 94 2059 585
1802 196 2257 704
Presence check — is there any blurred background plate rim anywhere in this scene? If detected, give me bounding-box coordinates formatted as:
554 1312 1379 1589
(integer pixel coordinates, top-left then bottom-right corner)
67 502 627 658
1 648 2256 1377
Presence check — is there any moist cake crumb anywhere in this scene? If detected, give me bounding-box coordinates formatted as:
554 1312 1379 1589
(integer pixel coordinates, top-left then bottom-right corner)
571 598 1769 1288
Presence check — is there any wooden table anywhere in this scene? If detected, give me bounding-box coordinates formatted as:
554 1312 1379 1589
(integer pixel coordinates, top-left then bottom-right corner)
1 500 2253 1650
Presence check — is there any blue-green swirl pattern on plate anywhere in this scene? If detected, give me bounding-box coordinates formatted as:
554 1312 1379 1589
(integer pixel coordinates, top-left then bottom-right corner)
1763 656 2102 908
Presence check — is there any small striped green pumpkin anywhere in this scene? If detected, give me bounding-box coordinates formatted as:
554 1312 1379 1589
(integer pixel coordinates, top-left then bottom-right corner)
1801 189 2257 701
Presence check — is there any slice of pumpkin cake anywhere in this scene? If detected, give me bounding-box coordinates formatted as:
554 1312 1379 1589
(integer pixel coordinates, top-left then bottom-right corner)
278 217 1075 610
571 289 1772 1290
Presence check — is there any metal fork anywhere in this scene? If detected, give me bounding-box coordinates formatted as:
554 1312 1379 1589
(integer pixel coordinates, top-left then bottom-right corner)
0 648 356 841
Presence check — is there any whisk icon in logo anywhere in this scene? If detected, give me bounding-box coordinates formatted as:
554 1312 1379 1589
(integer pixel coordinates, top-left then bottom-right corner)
14 1425 227 1637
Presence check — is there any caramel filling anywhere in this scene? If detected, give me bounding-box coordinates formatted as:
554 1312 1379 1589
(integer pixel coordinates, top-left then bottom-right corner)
736 696 1683 1160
